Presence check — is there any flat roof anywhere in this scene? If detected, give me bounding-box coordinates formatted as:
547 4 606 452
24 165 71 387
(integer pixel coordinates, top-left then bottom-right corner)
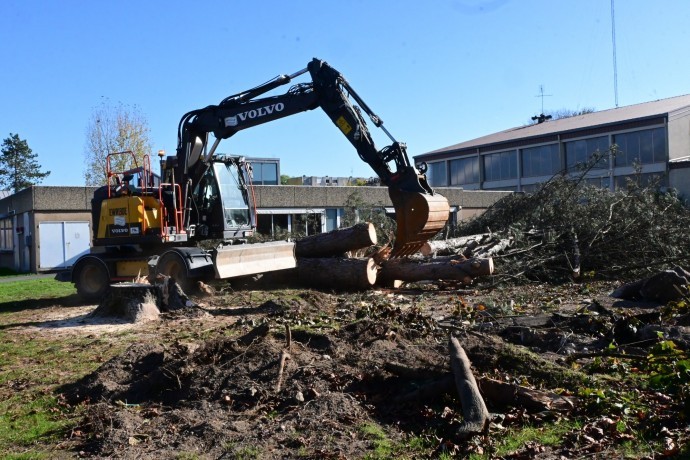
417 94 690 159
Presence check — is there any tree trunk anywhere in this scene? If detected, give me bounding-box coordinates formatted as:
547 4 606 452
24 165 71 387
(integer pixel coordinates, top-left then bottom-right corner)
295 223 377 258
378 257 493 285
296 257 377 290
420 234 490 257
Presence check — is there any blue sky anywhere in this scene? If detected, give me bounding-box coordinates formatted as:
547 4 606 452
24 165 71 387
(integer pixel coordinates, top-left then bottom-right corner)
1 0 689 186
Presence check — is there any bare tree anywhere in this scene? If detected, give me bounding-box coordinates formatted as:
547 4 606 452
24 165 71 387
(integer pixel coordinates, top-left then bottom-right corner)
83 100 152 186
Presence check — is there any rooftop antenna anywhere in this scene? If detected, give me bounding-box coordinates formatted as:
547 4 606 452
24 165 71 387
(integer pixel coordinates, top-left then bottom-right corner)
535 84 552 114
611 0 619 107
532 85 553 123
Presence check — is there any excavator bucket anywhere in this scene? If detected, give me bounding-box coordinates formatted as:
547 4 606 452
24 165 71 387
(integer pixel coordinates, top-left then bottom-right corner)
213 241 296 279
389 190 450 257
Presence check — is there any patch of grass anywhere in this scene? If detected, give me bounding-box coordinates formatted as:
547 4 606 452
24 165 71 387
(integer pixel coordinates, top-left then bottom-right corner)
175 453 201 460
0 278 78 315
223 443 261 459
0 278 75 302
490 420 581 457
0 329 130 456
0 394 72 450
360 422 394 459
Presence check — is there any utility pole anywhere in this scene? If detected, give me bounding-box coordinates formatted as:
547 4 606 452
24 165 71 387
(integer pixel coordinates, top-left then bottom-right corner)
611 0 619 108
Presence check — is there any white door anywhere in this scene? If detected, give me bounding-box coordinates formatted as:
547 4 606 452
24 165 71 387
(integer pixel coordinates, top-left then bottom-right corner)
39 222 91 269
64 222 90 266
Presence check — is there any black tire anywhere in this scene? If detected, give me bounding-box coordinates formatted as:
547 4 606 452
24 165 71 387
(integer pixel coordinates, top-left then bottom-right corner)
74 258 110 302
156 252 194 293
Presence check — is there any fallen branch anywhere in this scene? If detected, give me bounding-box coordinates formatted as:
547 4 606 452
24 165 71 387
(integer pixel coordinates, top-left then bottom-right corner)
449 335 490 439
275 350 291 393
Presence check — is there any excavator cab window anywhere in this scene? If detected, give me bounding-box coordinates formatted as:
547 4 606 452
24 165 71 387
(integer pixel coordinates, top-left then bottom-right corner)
212 161 251 229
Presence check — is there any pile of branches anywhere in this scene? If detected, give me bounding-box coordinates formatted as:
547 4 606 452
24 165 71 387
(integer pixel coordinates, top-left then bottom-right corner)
456 175 690 282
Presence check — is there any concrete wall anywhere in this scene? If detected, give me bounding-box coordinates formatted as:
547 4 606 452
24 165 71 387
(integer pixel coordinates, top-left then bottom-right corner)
668 109 690 162
253 185 511 218
669 165 690 202
0 185 510 273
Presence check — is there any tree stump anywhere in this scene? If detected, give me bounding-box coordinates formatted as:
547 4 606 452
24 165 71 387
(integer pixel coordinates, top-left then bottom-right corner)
88 283 161 322
295 223 377 258
87 277 199 323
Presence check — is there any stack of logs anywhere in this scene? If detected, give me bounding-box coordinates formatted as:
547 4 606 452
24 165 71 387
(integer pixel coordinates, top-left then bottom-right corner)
292 223 494 290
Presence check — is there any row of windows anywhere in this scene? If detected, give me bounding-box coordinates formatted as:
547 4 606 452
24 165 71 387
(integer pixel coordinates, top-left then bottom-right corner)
427 127 668 187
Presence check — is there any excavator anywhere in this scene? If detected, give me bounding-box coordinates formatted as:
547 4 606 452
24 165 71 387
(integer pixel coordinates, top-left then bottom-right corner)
68 58 450 300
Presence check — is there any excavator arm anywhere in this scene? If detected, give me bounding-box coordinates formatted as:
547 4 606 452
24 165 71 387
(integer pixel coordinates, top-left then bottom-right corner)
172 58 449 256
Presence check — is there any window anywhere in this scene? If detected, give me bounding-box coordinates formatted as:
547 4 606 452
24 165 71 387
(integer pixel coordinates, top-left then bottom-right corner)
0 218 12 251
615 172 667 190
483 150 517 181
521 144 560 177
214 162 250 227
325 209 338 231
426 161 447 186
613 127 667 167
449 156 479 185
251 162 279 185
583 176 611 189
564 136 609 170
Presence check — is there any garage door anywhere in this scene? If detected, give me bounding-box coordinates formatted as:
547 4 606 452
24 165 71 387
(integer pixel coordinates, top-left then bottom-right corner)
39 221 91 269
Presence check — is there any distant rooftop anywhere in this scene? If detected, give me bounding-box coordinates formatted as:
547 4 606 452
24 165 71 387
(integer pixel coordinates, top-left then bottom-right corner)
417 94 690 159
0 190 10 200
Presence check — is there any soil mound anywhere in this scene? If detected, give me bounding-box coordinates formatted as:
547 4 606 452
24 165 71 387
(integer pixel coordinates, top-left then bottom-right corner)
63 317 454 458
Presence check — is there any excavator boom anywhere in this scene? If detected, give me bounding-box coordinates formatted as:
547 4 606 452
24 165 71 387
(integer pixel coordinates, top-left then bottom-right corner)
176 58 449 256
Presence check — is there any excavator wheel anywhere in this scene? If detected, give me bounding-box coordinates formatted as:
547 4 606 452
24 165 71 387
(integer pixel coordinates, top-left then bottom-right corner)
389 190 450 257
155 251 195 293
73 257 111 302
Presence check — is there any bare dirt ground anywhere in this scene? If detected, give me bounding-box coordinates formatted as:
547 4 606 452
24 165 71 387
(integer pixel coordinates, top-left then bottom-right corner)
11 280 690 459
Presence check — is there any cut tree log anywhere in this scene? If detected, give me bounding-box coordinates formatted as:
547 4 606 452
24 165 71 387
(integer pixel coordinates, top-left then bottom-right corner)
378 257 493 285
473 237 512 258
449 335 490 439
295 222 377 258
296 257 377 290
420 233 490 257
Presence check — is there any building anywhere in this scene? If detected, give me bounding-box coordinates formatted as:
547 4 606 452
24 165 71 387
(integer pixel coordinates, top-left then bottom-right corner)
286 176 349 186
414 94 690 199
0 184 510 273
0 187 94 273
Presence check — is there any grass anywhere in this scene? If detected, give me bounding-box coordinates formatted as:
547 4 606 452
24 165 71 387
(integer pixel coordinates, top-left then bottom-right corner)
360 422 394 459
0 278 128 457
494 421 580 455
0 328 129 456
0 278 76 305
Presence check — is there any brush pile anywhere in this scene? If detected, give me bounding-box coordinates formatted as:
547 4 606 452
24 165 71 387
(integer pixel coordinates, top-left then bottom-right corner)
455 175 690 283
